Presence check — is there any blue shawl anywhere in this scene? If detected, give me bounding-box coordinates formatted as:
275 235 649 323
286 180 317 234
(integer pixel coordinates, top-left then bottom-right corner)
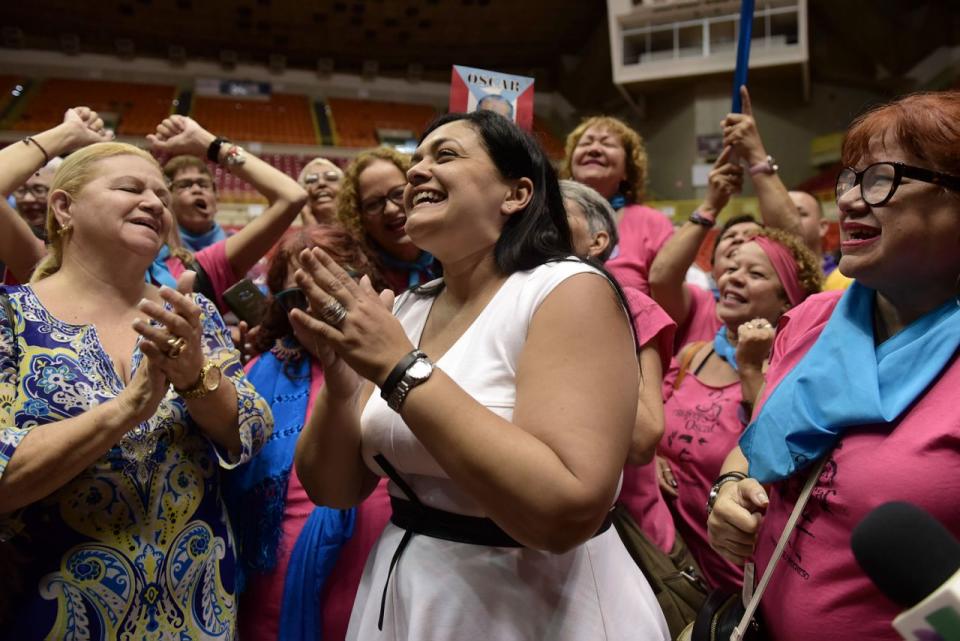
223 339 356 640
146 245 178 288
740 282 960 483
180 222 227 252
713 326 739 371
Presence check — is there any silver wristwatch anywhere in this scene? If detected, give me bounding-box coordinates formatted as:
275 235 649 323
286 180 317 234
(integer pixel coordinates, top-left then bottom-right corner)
386 356 434 412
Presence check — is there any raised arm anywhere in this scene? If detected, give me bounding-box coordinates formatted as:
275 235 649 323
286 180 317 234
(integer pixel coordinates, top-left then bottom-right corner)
0 199 45 282
0 107 112 197
723 86 802 235
148 116 307 277
649 146 742 324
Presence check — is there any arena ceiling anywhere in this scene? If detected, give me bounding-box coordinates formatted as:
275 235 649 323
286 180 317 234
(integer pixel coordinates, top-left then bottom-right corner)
2 1 958 109
2 0 607 90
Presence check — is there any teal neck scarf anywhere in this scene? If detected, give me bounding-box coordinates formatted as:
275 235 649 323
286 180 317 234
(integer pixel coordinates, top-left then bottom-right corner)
740 282 960 483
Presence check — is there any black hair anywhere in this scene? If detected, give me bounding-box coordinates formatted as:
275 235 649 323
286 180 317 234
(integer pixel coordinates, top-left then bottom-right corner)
711 214 761 264
411 111 641 353
417 110 574 275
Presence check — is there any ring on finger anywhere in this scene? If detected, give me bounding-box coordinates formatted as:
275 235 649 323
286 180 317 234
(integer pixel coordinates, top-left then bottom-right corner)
317 300 348 328
166 336 187 359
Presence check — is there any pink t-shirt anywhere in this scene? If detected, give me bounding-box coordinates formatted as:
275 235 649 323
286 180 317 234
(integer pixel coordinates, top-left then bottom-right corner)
659 354 745 591
606 204 675 295
237 357 392 641
751 291 960 641
619 287 677 553
674 283 722 354
166 239 238 314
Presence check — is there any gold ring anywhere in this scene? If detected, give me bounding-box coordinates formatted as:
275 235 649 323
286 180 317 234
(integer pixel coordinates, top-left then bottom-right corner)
166 336 186 359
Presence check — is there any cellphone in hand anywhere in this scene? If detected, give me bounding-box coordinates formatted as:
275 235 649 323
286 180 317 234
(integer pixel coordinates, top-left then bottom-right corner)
222 278 268 326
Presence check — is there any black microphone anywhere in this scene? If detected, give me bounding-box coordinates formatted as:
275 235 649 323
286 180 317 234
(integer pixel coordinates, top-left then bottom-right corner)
852 501 960 641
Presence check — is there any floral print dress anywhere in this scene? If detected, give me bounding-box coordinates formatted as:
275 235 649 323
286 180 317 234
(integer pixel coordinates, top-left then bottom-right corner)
0 285 272 641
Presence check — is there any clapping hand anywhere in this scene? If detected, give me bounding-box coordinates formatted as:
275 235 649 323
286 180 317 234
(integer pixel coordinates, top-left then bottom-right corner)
288 248 407 397
133 271 207 393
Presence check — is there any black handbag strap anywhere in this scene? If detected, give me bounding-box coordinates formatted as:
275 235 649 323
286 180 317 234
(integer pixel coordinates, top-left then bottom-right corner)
731 456 830 641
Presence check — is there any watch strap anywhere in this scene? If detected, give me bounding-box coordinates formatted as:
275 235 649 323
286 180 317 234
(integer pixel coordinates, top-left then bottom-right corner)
689 209 716 227
175 361 218 399
706 471 748 514
386 357 433 412
207 137 230 163
381 350 426 400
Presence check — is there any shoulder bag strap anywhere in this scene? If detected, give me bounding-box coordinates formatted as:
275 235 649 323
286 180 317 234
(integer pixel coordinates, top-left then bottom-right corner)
674 341 707 390
730 455 830 641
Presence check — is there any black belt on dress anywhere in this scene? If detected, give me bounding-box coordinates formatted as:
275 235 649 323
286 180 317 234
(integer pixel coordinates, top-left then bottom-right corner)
372 453 613 631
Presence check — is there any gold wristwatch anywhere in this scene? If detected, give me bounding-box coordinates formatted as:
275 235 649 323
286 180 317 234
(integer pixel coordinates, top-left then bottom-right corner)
175 361 222 399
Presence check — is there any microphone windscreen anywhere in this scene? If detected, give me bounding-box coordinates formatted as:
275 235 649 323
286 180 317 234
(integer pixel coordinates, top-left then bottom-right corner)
852 502 960 608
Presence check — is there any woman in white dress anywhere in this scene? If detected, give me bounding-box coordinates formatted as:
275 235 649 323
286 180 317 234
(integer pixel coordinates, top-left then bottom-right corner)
291 110 669 641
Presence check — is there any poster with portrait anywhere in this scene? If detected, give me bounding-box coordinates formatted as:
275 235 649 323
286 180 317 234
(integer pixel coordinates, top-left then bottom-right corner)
449 65 535 131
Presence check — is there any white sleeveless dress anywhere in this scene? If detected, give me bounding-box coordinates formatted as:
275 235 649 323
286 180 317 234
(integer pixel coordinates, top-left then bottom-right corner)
347 261 669 641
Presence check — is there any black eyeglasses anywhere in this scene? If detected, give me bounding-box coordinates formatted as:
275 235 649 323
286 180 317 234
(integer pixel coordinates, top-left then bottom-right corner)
14 184 49 199
836 162 960 207
171 177 215 192
274 287 308 314
360 185 405 217
274 270 362 314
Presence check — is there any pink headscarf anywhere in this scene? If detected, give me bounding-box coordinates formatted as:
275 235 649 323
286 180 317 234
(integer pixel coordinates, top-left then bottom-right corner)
752 235 805 307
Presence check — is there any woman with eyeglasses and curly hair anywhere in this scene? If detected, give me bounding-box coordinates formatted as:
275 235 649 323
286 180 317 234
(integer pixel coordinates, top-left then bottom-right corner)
224 224 393 641
707 91 960 641
335 147 440 294
563 116 674 295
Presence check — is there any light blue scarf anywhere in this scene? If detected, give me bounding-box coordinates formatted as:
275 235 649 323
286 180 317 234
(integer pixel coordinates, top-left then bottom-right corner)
713 326 738 371
145 245 178 288
740 282 960 483
180 222 227 252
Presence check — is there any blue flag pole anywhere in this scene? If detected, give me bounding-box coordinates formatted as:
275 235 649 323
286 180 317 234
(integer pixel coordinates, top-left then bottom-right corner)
731 0 756 113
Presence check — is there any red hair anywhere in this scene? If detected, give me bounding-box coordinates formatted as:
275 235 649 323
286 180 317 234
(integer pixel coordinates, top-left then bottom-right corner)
842 91 960 176
253 223 383 353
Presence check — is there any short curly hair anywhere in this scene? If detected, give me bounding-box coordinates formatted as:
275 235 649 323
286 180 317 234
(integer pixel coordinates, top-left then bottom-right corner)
753 227 823 300
334 146 411 240
562 116 649 204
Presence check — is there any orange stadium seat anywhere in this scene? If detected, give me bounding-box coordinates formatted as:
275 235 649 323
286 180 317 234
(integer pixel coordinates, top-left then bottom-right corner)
533 117 565 160
9 78 176 135
327 98 437 148
190 94 317 145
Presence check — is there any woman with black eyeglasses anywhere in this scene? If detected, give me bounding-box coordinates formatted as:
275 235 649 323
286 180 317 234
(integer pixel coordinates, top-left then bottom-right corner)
335 147 440 294
707 91 960 641
223 223 393 641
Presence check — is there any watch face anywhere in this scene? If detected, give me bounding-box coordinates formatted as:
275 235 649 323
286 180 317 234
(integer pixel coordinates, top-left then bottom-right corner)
407 360 433 381
203 364 223 391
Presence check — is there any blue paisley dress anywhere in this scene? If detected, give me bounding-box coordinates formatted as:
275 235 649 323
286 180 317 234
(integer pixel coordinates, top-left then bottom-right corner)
0 285 272 641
